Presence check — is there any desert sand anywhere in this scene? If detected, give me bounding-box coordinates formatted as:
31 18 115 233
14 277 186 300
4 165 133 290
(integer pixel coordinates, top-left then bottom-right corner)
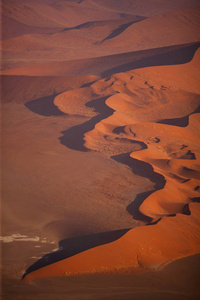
1 1 200 299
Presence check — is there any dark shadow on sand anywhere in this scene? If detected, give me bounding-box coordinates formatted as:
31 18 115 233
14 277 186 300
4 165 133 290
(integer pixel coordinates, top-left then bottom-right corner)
59 96 114 151
101 42 200 77
157 105 200 127
111 153 166 222
25 94 65 117
100 19 145 43
60 17 144 36
22 228 130 280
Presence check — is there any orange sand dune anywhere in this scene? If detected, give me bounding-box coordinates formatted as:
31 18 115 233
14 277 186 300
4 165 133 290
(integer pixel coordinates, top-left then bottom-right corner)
23 44 200 281
90 0 200 16
24 202 200 281
131 47 200 95
55 48 200 120
2 0 200 293
1 42 199 75
102 9 200 50
1 8 200 71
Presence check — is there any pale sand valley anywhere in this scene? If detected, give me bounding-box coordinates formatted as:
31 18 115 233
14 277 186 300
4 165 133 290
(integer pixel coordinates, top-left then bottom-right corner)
1 1 200 299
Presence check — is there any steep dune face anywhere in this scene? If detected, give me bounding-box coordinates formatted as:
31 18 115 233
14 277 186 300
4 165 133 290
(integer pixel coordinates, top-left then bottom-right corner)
23 46 200 281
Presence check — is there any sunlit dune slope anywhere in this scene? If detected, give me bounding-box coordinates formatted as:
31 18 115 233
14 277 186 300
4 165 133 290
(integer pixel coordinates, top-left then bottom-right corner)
23 46 200 281
131 46 200 95
24 202 200 281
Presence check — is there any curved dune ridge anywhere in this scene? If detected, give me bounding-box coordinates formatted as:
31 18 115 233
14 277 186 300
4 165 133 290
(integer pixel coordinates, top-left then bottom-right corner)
1 43 199 77
23 46 200 281
1 7 200 71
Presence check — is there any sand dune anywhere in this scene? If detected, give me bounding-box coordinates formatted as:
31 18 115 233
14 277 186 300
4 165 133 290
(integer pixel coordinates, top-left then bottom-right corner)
1 8 200 71
23 202 200 281
2 0 200 297
2 0 132 28
1 14 64 40
0 17 144 52
1 42 199 75
102 9 200 50
90 0 200 16
23 44 200 281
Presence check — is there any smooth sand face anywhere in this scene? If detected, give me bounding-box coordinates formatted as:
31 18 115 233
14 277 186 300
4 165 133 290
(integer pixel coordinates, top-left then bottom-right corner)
1 0 200 299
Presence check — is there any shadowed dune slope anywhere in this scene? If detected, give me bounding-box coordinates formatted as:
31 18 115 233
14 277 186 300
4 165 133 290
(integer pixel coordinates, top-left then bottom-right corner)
23 45 200 280
1 74 99 103
1 42 199 76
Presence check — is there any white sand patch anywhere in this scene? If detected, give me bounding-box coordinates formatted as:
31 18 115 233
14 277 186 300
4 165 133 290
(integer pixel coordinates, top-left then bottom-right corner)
41 240 47 243
0 233 40 243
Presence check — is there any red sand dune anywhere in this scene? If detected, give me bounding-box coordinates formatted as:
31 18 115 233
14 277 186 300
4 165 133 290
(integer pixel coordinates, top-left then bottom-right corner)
24 202 200 280
1 1 200 297
23 44 200 281
1 42 199 76
1 8 200 71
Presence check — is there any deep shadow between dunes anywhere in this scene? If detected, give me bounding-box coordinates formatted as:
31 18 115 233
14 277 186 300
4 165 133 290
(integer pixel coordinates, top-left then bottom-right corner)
22 228 130 280
59 96 114 151
25 94 65 117
111 153 166 222
157 105 200 127
101 42 200 77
